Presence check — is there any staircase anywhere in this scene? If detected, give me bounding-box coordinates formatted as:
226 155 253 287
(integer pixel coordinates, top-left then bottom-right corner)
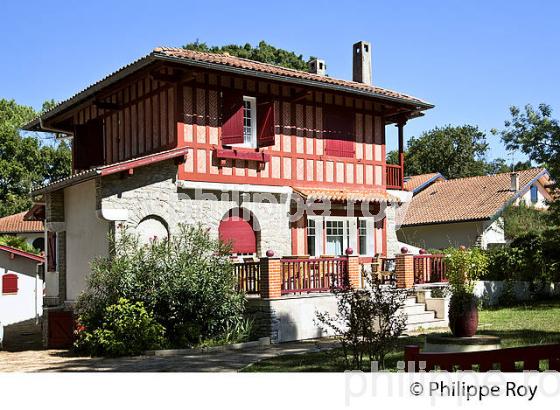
402 295 447 333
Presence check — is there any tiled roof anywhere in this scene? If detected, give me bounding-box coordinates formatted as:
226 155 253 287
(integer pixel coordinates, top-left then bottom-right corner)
31 146 189 195
403 168 550 226
0 212 43 233
293 187 399 203
26 47 433 130
404 173 445 193
0 245 44 263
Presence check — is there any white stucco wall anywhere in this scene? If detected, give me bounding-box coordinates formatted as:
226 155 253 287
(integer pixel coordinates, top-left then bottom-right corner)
514 183 549 209
0 256 42 327
64 180 109 302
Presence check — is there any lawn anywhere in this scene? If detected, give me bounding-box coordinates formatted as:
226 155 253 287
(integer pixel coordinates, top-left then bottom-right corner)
242 298 560 372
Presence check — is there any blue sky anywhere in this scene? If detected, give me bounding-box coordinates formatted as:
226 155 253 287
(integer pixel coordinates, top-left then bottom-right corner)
2 1 559 161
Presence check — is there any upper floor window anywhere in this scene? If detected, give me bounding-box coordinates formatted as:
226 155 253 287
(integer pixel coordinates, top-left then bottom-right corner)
530 185 538 204
2 273 18 295
221 91 275 148
307 219 316 256
242 96 257 148
323 105 355 158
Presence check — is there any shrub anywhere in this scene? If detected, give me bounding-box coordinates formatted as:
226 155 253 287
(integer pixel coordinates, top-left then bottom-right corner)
76 224 246 348
75 298 165 357
0 235 40 254
315 274 407 370
444 247 488 295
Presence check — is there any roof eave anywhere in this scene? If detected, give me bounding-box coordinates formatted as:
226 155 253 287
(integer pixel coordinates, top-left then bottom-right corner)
401 217 491 227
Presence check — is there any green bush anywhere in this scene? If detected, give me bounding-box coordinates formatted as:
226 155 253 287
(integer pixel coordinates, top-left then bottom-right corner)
0 235 40 254
76 224 247 349
444 247 488 295
75 298 165 357
502 203 552 240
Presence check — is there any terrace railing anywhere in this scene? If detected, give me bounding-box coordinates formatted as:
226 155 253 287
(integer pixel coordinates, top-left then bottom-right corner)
233 260 261 295
413 254 447 284
385 164 403 190
281 257 348 295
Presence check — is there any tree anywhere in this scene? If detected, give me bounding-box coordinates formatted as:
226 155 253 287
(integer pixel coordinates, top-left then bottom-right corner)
393 125 489 179
484 158 532 174
0 99 71 217
183 40 314 71
498 103 560 221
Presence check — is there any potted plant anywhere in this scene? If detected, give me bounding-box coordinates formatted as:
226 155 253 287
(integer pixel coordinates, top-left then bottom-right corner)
444 246 488 337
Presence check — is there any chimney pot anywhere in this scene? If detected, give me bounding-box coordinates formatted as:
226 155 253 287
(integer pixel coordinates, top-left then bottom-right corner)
308 58 326 76
352 41 372 85
510 172 520 192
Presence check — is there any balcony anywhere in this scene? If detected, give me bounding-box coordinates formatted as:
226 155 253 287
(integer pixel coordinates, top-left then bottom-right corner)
385 164 403 190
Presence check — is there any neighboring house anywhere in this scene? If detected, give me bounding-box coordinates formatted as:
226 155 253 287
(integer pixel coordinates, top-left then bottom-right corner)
0 212 45 252
0 245 44 346
398 168 552 250
26 42 436 345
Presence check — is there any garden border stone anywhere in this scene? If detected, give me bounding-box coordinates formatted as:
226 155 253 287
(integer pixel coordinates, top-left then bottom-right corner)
144 337 271 356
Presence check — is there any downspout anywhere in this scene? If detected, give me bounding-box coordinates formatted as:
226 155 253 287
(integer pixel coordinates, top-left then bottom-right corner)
38 117 73 138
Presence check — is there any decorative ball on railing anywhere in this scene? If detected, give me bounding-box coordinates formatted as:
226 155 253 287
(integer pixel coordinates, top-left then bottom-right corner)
459 245 467 251
265 249 275 257
400 246 409 254
419 248 427 255
345 247 353 255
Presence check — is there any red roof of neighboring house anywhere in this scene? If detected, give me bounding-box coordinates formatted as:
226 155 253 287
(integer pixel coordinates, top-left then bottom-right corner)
0 245 44 263
404 173 445 193
403 168 551 226
24 47 433 131
31 146 189 195
0 212 43 234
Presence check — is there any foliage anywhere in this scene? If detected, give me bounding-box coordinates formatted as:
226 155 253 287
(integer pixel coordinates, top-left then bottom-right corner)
497 103 560 222
74 298 165 357
485 158 533 174
0 98 71 217
484 230 560 286
75 224 247 348
396 125 489 179
315 274 407 370
429 286 450 298
183 40 314 71
501 203 552 240
444 247 488 295
0 235 40 254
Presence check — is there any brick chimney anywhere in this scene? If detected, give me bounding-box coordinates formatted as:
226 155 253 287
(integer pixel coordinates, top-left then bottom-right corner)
510 172 520 192
352 41 372 85
308 58 326 76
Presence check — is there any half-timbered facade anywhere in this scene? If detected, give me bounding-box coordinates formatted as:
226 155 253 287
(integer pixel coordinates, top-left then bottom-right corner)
26 42 435 345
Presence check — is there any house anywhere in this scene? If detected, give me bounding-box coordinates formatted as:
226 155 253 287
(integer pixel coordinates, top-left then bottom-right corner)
0 212 45 252
398 168 552 250
26 42 443 345
0 245 44 348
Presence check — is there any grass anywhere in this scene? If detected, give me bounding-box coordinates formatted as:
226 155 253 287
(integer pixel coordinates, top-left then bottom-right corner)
242 297 560 372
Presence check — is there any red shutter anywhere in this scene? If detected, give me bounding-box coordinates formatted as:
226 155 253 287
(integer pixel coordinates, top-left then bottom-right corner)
219 217 257 254
257 100 275 147
324 106 355 158
73 119 104 171
47 231 57 272
73 123 88 170
221 91 244 145
2 273 18 294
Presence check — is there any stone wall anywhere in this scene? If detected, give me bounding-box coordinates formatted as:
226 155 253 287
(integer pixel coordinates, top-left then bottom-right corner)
99 161 292 257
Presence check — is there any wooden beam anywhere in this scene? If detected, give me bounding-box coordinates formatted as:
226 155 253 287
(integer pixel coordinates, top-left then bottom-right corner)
93 100 122 111
290 89 312 103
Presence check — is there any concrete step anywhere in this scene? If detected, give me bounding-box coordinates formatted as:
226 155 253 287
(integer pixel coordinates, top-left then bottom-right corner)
406 311 436 324
404 296 419 306
405 318 448 333
401 303 428 315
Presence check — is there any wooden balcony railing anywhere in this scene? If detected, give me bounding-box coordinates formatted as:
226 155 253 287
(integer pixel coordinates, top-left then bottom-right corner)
281 257 348 295
233 260 261 295
413 254 447 284
385 164 403 190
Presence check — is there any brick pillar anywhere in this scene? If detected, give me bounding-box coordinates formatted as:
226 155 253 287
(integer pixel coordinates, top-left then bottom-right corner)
395 253 414 289
260 257 282 299
347 255 361 288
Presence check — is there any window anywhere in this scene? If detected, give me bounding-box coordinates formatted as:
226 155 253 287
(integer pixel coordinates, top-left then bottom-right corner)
530 185 538 204
32 237 45 252
358 219 368 255
47 231 57 272
307 219 316 256
326 220 345 255
2 273 18 294
242 96 257 147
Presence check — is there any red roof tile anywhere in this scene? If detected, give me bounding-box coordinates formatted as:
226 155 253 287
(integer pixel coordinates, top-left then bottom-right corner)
0 212 43 233
404 173 445 193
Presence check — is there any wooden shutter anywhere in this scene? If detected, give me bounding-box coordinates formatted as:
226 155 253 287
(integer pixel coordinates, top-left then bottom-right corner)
221 91 244 145
219 216 256 254
73 119 104 171
2 273 18 294
324 106 355 158
257 100 275 147
47 231 57 272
